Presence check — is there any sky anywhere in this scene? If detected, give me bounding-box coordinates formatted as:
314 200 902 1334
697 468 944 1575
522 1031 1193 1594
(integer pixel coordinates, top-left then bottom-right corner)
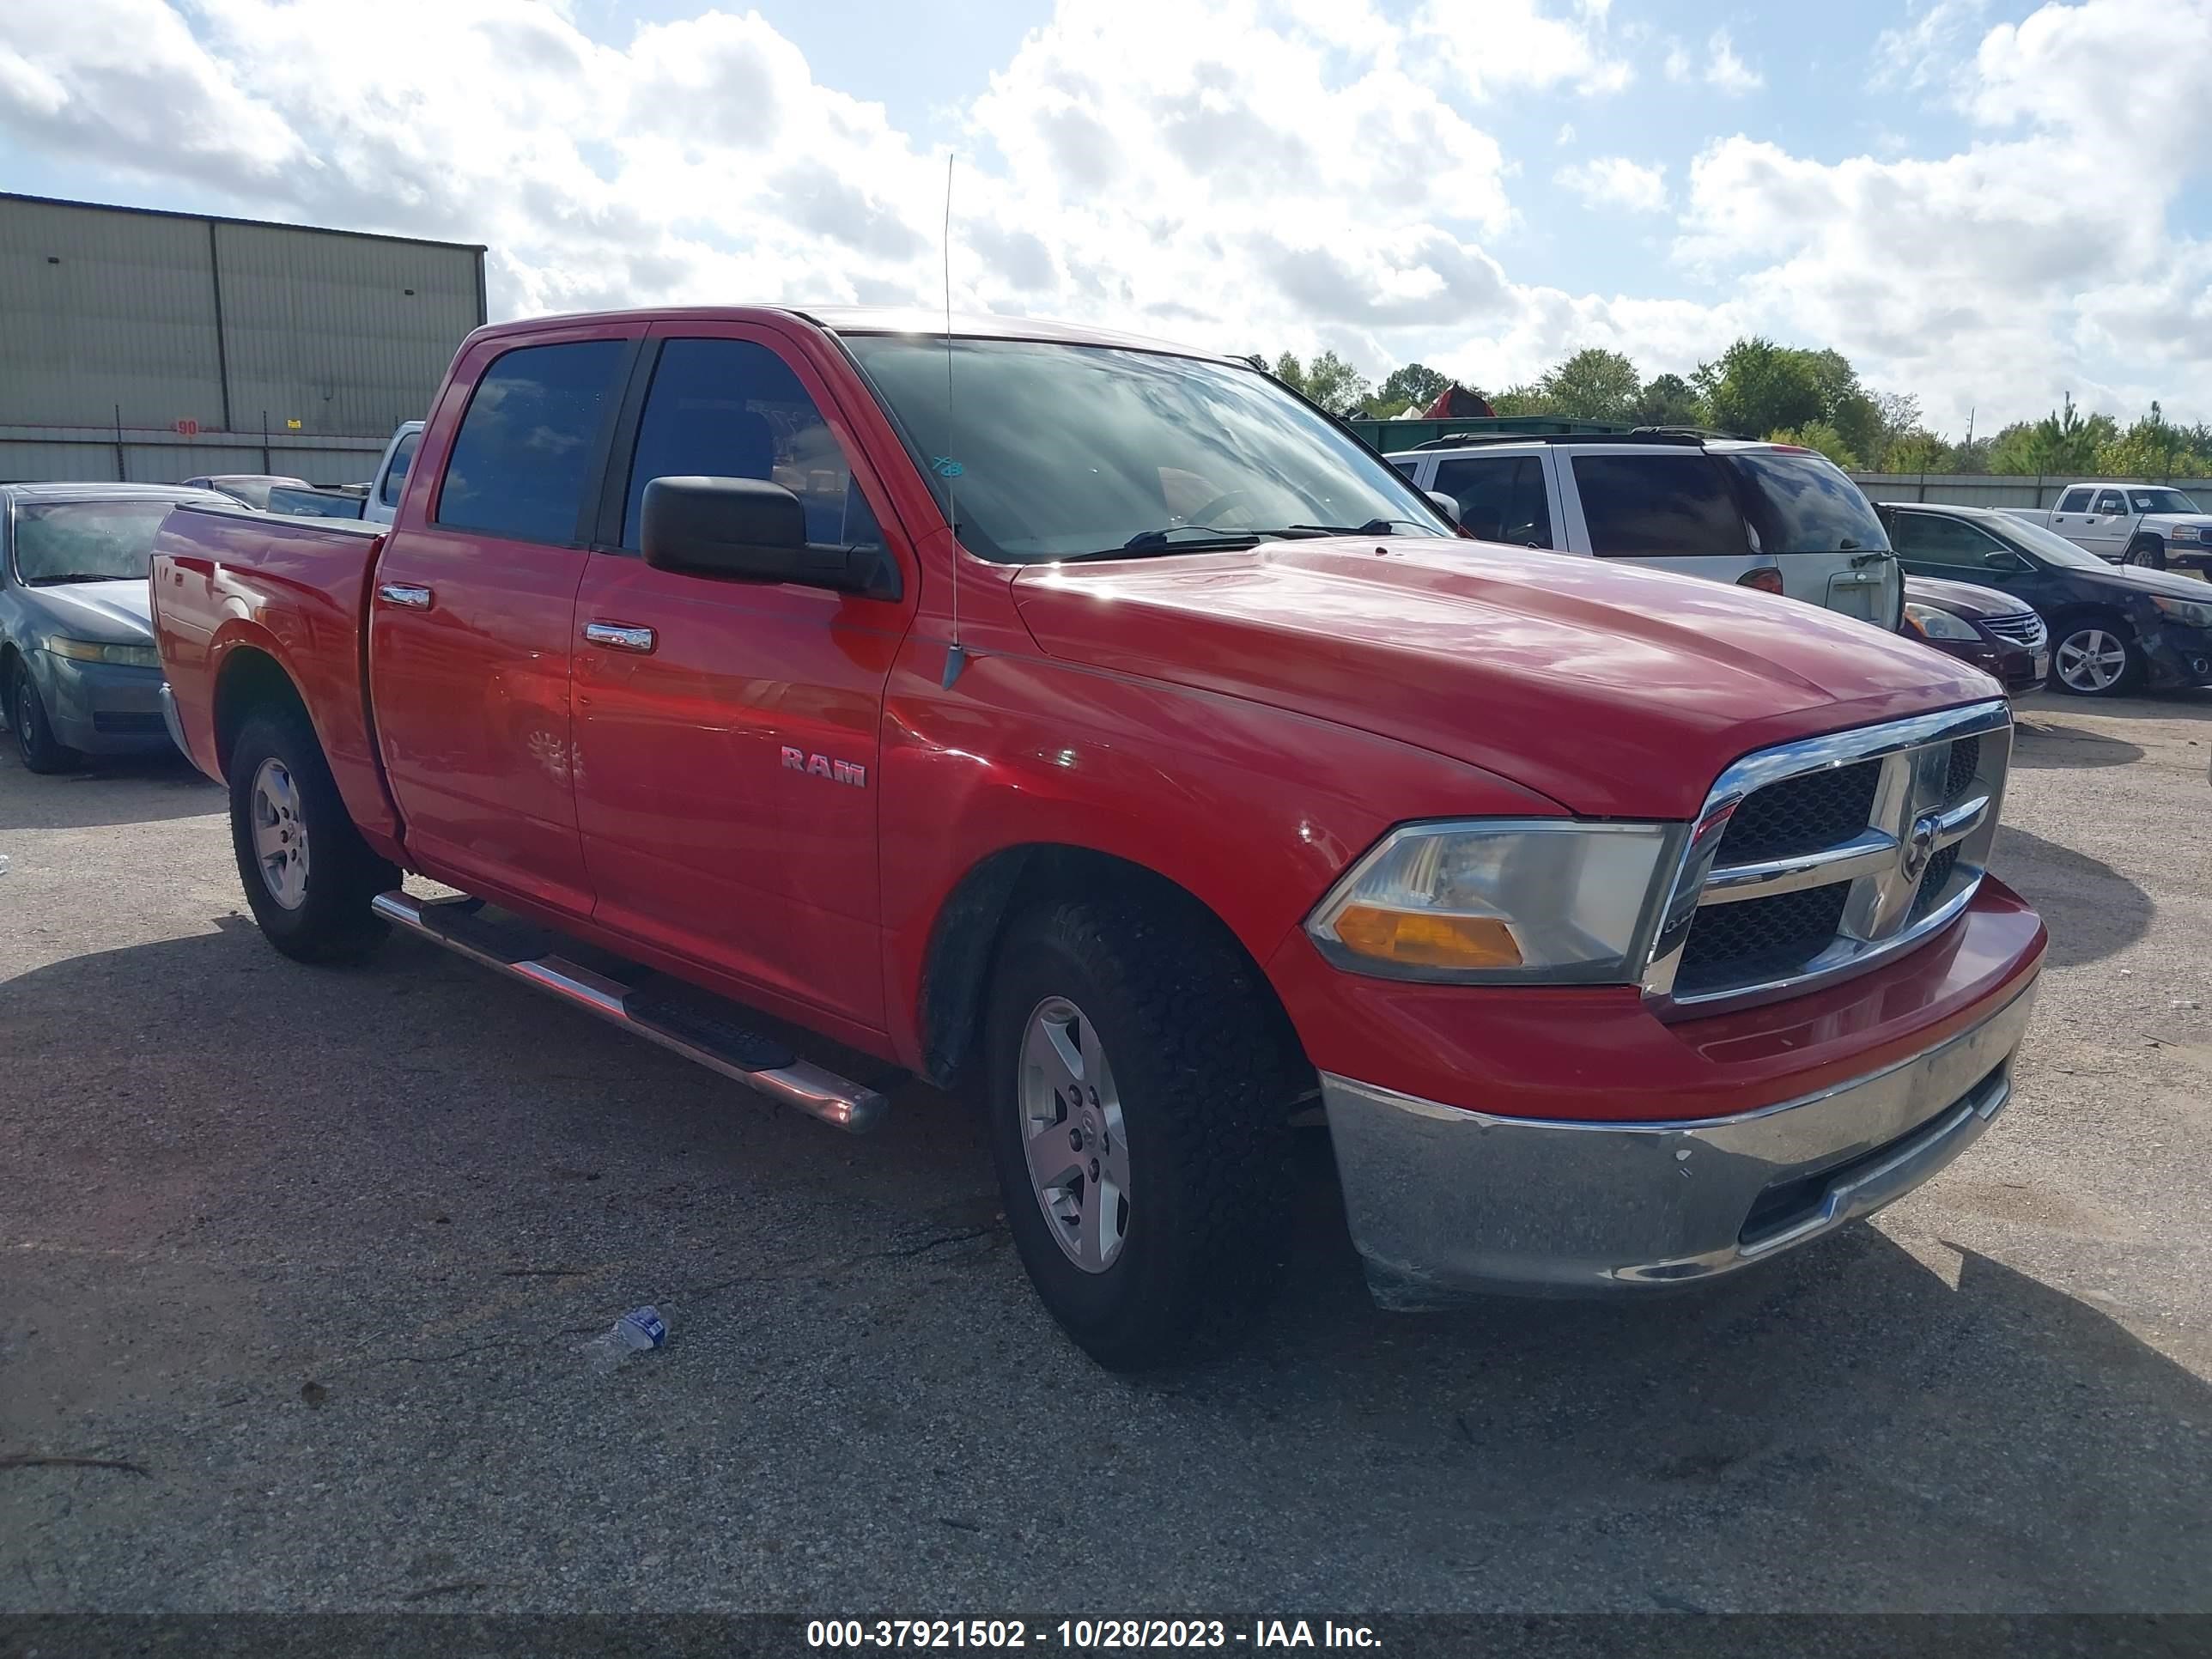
3 0 2209 435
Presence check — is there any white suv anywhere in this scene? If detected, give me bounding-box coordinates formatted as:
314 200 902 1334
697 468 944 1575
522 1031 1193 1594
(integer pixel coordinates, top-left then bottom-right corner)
1388 433 1903 626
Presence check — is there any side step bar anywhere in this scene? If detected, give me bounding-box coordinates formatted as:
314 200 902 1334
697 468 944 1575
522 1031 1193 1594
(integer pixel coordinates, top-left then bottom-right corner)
370 890 891 1133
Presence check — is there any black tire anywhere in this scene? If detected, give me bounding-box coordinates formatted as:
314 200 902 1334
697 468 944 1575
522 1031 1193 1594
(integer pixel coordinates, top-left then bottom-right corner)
2124 536 2167 571
9 656 79 775
2050 618 2144 698
982 895 1304 1371
227 704 398 963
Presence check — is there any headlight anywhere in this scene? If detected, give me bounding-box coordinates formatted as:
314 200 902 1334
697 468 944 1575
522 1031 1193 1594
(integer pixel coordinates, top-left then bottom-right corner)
46 638 161 668
2151 594 2212 629
1304 820 1673 983
2167 525 2201 541
1903 602 1981 642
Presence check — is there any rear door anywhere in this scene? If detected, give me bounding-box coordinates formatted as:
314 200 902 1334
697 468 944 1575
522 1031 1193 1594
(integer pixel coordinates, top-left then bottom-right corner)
1717 447 1900 625
2049 486 2097 547
1556 447 1765 589
368 326 637 916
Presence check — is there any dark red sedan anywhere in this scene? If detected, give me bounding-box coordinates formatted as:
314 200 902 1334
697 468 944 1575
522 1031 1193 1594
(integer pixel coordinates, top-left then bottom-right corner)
1902 574 2049 693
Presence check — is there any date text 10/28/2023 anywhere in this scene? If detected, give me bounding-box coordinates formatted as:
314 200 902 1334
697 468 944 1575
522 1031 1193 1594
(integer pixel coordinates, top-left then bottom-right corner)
805 1620 1382 1650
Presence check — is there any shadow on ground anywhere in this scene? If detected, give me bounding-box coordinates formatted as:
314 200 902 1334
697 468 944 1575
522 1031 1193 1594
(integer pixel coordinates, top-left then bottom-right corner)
0 751 219 830
1992 825 2154 968
3 920 2208 1609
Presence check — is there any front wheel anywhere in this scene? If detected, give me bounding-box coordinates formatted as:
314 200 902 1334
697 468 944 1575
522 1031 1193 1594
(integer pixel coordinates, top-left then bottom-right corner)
983 896 1304 1371
2124 536 2167 571
2051 622 2142 697
227 706 398 962
10 658 78 775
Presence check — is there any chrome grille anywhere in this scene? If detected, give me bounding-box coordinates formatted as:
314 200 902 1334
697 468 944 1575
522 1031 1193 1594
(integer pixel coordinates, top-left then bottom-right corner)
1644 701 2013 1015
1981 612 2046 648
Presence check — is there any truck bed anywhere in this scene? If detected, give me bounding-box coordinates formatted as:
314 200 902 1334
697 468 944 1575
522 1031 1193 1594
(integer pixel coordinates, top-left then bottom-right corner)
149 501 400 849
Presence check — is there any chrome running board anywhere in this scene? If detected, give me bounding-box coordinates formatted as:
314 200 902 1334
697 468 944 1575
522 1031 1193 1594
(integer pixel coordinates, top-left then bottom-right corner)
370 890 891 1133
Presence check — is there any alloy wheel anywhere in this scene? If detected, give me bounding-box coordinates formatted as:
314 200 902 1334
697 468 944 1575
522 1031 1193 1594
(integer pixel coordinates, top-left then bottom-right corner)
1017 996 1130 1273
250 757 312 909
2055 628 2129 693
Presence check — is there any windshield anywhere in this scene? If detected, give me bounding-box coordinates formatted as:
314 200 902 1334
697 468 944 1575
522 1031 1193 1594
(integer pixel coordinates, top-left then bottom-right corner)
2130 488 2201 514
10 501 180 585
1720 450 1890 554
841 336 1452 562
1998 514 2112 569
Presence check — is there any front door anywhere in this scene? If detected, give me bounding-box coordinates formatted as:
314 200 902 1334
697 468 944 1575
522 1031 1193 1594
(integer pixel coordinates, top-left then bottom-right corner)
2083 489 2132 561
368 328 635 916
568 325 915 1029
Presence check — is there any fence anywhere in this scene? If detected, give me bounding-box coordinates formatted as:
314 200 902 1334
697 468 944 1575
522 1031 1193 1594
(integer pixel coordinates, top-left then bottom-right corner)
1846 473 2212 509
0 422 388 487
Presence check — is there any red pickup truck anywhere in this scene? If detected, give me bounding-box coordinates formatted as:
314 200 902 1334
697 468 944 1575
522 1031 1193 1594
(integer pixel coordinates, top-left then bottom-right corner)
151 306 2045 1369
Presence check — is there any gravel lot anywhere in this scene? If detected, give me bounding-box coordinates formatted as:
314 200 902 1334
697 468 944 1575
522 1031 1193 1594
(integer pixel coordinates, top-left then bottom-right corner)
3 688 2208 1615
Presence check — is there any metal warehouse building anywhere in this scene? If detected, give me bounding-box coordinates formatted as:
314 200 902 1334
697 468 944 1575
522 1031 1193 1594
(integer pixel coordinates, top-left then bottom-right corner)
0 193 485 485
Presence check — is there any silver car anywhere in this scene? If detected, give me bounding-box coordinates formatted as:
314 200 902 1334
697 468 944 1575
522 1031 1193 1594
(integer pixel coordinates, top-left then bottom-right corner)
1 483 229 772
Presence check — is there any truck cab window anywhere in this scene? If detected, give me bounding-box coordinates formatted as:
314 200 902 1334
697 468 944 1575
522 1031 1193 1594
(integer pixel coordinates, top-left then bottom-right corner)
2094 490 2126 515
380 429 421 507
1571 453 1750 559
434 340 626 544
2056 488 2093 514
621 338 882 552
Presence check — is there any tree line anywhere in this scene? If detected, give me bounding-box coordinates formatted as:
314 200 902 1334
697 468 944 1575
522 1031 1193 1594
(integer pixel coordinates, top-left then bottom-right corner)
1260 341 2212 480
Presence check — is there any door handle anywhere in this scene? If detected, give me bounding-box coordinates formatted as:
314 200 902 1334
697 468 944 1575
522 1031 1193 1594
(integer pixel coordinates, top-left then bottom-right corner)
583 621 656 653
377 582 432 610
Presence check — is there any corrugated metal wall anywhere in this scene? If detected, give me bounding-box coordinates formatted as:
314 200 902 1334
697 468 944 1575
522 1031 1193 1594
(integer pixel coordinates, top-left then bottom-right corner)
0 193 483 483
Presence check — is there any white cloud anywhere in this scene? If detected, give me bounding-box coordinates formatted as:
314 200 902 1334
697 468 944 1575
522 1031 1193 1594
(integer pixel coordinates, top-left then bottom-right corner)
1872 0 1988 89
0 0 2206 432
1704 29 1763 94
1554 156 1667 213
1556 121 1577 144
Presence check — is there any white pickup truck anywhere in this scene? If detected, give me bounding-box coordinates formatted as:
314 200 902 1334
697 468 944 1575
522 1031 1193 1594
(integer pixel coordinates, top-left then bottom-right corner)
260 422 424 527
2004 482 2212 573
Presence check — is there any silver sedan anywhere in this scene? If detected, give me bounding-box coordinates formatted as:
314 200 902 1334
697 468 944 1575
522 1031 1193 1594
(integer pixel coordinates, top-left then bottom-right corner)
1 483 230 773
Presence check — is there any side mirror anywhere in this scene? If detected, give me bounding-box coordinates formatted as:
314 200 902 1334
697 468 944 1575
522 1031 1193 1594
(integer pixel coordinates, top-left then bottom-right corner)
641 476 884 594
1423 490 1462 524
1982 550 2028 573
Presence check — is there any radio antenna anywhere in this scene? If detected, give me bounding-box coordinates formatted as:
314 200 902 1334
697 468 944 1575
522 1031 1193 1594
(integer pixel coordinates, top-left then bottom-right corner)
939 150 968 690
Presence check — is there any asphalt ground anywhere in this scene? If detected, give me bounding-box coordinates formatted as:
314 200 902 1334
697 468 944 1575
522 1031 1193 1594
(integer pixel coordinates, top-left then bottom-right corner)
2 687 2208 1614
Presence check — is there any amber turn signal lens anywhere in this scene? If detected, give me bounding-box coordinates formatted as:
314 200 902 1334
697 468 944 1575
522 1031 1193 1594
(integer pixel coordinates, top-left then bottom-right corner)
1329 906 1523 970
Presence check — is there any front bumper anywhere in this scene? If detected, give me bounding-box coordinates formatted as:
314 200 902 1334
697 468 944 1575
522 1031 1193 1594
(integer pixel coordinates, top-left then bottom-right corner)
1325 975 2036 1307
2143 621 2212 689
40 653 178 755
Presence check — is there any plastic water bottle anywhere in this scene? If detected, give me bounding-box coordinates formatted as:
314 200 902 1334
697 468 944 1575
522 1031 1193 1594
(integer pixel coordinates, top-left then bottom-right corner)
587 1306 666 1373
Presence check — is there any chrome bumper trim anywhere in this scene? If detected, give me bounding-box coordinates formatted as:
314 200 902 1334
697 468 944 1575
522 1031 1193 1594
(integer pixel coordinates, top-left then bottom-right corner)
1321 975 2038 1309
158 682 192 763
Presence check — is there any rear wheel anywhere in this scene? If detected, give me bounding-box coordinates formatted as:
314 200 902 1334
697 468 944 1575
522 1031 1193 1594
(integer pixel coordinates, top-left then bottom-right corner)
9 657 78 775
983 896 1304 1371
228 706 397 962
2051 621 2142 697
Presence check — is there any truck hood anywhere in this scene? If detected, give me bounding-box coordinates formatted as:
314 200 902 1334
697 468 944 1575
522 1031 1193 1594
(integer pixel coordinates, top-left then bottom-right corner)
16 578 154 641
1012 538 2003 819
2141 514 2212 534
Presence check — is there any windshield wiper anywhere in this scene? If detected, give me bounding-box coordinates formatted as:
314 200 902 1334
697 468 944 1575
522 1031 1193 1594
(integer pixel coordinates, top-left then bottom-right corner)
1277 518 1431 538
28 573 134 586
1055 526 1262 562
